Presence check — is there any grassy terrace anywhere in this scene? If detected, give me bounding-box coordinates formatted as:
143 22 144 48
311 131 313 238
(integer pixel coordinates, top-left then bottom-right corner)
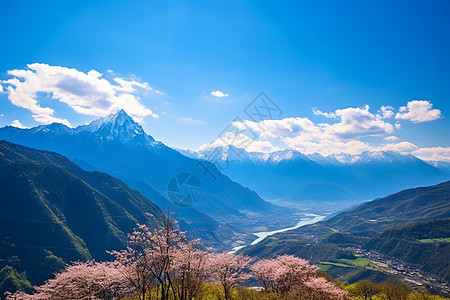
318 257 376 272
418 238 450 243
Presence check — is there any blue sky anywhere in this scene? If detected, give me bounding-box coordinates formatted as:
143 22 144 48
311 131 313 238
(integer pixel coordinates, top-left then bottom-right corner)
0 0 449 160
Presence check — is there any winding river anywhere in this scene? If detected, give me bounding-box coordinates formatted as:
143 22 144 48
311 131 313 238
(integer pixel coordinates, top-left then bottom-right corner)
232 214 326 253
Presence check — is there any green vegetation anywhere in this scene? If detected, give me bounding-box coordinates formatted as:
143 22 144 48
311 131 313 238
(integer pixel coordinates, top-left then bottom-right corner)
122 280 450 300
0 141 162 291
0 266 32 298
319 264 332 272
329 227 340 233
319 261 352 268
347 279 450 300
121 282 333 300
43 250 66 270
419 238 450 243
340 257 370 267
366 218 450 282
243 182 450 284
318 258 375 273
265 240 279 247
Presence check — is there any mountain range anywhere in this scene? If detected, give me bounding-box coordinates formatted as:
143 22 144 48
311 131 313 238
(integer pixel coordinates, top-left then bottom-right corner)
0 110 286 249
1 110 449 293
183 145 450 205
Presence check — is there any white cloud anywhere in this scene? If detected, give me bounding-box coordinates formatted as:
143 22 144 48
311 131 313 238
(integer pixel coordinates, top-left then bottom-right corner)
312 108 336 118
412 147 450 162
395 100 441 123
210 90 229 98
205 105 397 155
199 103 448 161
181 117 202 124
312 105 394 139
377 105 394 119
384 136 398 141
10 119 28 129
377 141 417 153
1 63 159 126
200 131 281 153
327 105 394 139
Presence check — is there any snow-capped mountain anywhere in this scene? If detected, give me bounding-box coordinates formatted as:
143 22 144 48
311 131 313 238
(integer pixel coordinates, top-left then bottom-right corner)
75 109 156 146
190 146 436 167
427 161 450 173
193 146 315 165
0 110 280 249
183 145 450 203
305 153 341 166
322 151 423 165
195 145 265 164
7 109 157 149
266 149 313 164
21 109 157 148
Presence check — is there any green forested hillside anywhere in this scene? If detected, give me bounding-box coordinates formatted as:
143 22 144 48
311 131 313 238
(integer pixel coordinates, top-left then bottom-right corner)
365 218 450 281
242 181 450 284
0 141 162 287
325 181 450 234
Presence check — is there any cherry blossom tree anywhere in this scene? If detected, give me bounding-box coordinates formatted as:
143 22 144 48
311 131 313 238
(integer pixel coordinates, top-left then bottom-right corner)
111 212 185 300
251 257 281 293
7 211 348 300
303 276 348 300
208 252 251 300
252 255 347 299
110 238 156 300
170 242 210 300
7 261 130 300
252 255 317 295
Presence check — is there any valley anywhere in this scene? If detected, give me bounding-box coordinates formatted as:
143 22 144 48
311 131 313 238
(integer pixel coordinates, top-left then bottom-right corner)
1 3 449 299
241 181 450 295
351 247 450 295
1 112 449 298
232 213 326 252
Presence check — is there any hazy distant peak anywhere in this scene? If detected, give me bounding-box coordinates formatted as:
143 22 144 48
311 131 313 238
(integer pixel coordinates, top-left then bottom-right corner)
306 152 341 165
189 146 433 167
266 149 307 163
31 122 72 134
353 150 418 164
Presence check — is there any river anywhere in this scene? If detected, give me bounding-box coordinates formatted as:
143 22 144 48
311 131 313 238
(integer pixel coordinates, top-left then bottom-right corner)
231 213 326 253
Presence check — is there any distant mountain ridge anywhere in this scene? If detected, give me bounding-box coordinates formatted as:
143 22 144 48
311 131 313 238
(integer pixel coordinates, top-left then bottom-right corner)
0 110 282 249
190 145 433 165
185 145 449 203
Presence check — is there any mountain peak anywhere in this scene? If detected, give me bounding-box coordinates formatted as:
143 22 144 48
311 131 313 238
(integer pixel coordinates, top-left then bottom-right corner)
111 108 130 121
102 109 136 127
76 110 155 145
